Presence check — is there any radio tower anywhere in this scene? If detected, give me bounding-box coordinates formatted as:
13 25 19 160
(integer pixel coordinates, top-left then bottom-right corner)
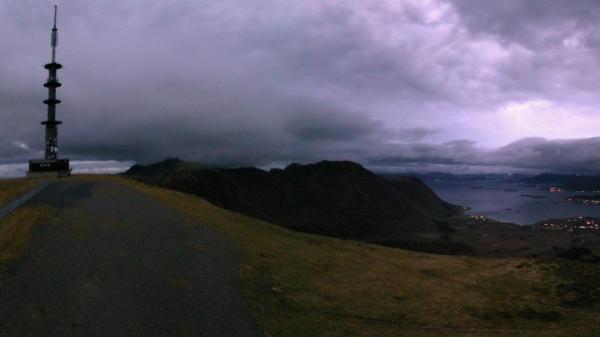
44 4 61 160
28 4 71 177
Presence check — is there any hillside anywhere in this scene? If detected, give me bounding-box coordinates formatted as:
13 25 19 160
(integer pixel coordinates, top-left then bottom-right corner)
124 159 461 240
119 176 600 337
1 177 599 336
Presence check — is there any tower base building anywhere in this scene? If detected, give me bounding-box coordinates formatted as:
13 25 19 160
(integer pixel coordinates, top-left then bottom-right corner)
27 159 71 178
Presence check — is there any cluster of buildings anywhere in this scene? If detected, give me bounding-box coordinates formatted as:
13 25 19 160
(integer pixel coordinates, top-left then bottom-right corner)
567 197 600 206
540 217 600 231
468 215 499 223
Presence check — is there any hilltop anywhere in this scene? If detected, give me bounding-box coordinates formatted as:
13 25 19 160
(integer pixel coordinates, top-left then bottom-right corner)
125 160 600 258
124 159 461 241
1 176 600 336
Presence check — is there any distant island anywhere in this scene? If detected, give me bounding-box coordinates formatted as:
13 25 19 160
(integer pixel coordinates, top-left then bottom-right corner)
568 195 600 205
401 172 531 183
522 173 600 192
520 194 547 199
408 172 600 193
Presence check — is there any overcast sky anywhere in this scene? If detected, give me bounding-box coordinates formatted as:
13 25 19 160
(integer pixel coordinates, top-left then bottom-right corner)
2 0 600 175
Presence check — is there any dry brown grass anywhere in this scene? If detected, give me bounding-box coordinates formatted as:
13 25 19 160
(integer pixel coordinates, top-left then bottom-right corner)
0 206 53 266
0 178 37 208
0 178 52 267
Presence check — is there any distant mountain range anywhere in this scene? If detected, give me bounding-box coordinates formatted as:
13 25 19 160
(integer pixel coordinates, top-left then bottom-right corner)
125 159 461 241
521 173 577 184
399 172 531 183
403 171 600 191
522 173 600 191
563 176 600 191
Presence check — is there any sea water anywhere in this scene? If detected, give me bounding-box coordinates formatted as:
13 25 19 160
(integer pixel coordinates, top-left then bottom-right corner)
426 179 600 225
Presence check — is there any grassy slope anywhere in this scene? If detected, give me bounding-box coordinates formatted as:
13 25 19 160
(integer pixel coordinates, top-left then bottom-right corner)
0 179 51 267
0 206 53 267
0 178 37 208
0 176 597 336
111 176 600 337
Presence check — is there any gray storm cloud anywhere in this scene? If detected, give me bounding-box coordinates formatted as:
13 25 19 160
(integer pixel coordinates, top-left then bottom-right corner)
369 138 600 174
1 0 600 174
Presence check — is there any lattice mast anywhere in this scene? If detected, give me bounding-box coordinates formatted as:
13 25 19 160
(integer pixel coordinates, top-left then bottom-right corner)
43 4 62 160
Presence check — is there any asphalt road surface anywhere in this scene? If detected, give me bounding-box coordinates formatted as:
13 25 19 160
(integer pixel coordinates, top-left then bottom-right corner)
0 180 264 337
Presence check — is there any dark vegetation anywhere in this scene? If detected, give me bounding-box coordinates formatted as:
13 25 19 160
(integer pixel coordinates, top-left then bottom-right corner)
366 237 475 255
542 259 600 309
555 246 598 261
472 308 564 323
125 159 461 241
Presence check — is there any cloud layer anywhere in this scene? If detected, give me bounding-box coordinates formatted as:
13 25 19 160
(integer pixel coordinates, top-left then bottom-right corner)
1 0 600 174
368 137 600 174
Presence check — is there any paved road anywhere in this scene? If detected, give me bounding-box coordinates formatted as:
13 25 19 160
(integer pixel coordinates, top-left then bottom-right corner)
0 180 264 337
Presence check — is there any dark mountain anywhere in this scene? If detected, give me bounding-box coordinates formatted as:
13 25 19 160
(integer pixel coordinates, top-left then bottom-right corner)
562 176 600 191
397 172 532 183
503 174 532 183
124 159 461 240
522 173 577 184
399 172 458 181
521 173 600 191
